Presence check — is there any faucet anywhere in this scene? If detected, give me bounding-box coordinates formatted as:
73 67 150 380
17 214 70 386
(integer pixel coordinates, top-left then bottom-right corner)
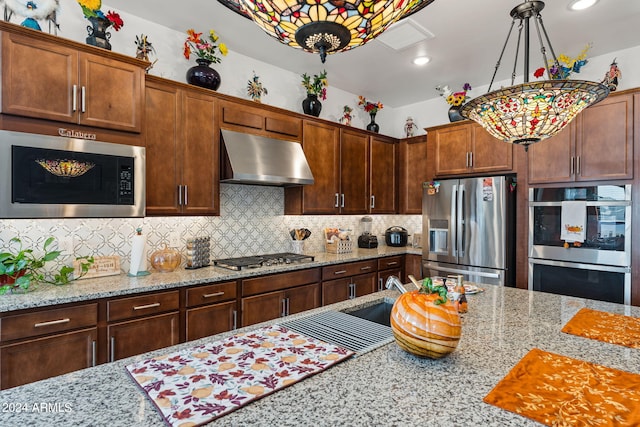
385 275 408 294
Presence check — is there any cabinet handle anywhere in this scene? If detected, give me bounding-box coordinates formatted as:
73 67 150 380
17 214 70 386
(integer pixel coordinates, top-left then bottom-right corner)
34 318 70 328
72 85 77 112
334 193 339 208
281 298 287 317
232 310 237 330
576 156 581 175
348 282 356 299
178 185 183 206
370 195 375 209
91 340 96 367
81 86 86 113
334 270 347 275
340 193 345 208
570 157 575 176
184 185 188 205
378 278 384 291
202 291 225 298
386 261 399 266
360 266 372 271
469 151 473 168
110 336 115 362
466 152 470 168
286 298 290 316
133 302 161 310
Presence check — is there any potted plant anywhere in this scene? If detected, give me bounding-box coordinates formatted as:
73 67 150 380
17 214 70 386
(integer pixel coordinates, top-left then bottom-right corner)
0 237 94 295
301 70 327 117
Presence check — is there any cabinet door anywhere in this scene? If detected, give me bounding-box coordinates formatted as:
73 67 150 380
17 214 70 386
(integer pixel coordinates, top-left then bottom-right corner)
576 93 633 181
322 278 351 305
377 269 403 292
1 328 96 390
294 121 340 214
241 291 285 327
471 124 513 173
398 136 428 214
186 301 236 341
285 283 321 315
1 32 78 123
340 129 369 214
434 124 472 176
144 80 181 215
404 254 423 282
527 125 575 184
370 135 397 213
180 89 219 215
78 53 143 132
353 272 377 298
107 312 179 361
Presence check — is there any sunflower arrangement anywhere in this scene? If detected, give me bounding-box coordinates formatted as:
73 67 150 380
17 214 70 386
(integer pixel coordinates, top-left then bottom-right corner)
183 29 228 64
76 0 124 30
440 83 471 107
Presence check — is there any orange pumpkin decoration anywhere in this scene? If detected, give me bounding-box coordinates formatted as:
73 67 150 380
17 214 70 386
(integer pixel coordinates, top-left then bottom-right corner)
390 278 461 359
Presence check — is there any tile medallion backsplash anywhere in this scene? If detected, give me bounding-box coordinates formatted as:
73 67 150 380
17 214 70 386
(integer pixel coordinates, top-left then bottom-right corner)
0 184 421 272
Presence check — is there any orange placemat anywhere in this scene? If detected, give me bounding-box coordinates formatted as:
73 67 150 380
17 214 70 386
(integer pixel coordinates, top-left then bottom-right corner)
484 348 640 426
562 308 640 349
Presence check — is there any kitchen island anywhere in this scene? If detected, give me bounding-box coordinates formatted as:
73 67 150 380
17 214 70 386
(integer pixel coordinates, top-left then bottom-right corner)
1 284 639 426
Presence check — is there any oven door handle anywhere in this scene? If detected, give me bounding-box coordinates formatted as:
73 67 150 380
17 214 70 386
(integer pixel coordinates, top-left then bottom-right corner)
528 258 631 273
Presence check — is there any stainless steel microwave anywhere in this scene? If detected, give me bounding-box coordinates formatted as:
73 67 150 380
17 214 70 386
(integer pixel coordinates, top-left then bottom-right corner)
0 130 145 218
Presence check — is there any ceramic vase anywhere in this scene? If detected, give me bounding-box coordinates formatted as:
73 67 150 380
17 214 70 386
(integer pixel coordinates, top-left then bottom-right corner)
366 112 380 133
448 105 465 122
186 59 221 91
86 16 112 50
302 94 322 117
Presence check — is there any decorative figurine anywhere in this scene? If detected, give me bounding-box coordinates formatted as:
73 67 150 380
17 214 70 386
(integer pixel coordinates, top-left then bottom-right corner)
602 59 621 91
135 34 157 72
247 71 268 103
338 105 353 126
3 0 60 33
404 116 418 137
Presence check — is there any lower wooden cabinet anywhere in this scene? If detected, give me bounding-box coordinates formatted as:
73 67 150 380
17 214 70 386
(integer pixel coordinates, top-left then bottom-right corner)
404 254 423 281
185 281 238 341
322 273 376 305
377 255 404 292
1 328 97 389
107 312 180 361
241 283 321 327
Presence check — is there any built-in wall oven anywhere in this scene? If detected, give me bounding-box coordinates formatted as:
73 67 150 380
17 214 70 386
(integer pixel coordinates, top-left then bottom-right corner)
529 185 631 304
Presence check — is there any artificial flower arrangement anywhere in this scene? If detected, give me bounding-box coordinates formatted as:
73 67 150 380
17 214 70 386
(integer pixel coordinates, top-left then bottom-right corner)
247 71 268 102
534 44 591 80
358 96 383 114
436 83 472 107
77 0 124 30
301 70 328 100
183 29 228 64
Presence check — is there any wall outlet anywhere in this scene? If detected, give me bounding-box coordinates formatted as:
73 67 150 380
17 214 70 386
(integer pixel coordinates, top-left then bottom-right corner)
169 232 181 248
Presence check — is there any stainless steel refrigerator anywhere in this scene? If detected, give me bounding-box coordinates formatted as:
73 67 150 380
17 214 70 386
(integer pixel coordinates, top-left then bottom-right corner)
422 175 516 286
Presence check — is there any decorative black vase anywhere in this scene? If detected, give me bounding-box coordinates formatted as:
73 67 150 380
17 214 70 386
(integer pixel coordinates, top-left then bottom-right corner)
302 94 322 117
448 105 465 122
186 59 221 91
86 16 112 50
366 112 380 133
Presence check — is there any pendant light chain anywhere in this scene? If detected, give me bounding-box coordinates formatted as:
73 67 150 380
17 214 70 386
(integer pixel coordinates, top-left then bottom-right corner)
488 19 516 92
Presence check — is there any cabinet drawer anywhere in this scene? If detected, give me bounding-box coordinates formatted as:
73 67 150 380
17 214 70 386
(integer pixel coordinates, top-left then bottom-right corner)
378 256 403 271
322 260 377 280
242 268 321 297
186 281 236 308
265 115 301 138
107 291 179 322
221 103 262 129
0 303 97 342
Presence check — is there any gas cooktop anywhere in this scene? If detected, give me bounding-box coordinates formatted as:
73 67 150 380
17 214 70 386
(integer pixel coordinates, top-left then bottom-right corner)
213 253 315 271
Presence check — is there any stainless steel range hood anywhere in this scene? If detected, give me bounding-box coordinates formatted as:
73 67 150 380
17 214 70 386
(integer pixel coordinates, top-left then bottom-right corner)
220 129 314 186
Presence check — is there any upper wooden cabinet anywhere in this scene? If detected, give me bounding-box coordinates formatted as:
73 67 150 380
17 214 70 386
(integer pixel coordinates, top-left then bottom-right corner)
370 135 398 214
1 29 144 133
340 128 370 214
528 92 633 184
144 77 219 215
433 122 513 176
219 99 302 141
399 135 428 214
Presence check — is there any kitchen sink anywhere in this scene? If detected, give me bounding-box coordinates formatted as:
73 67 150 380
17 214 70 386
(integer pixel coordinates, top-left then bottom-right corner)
343 300 394 327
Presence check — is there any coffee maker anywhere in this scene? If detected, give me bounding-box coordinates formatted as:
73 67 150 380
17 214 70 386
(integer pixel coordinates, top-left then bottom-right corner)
357 216 378 248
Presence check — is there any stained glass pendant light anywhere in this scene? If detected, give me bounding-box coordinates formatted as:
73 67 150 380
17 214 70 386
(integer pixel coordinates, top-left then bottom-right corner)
460 1 609 149
217 0 435 63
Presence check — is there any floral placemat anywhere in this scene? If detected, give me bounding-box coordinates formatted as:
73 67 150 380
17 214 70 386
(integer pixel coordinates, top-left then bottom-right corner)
125 325 354 426
484 348 640 426
562 308 640 349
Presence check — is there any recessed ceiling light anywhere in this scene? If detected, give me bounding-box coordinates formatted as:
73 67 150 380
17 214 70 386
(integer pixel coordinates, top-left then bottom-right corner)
568 0 598 11
413 56 430 65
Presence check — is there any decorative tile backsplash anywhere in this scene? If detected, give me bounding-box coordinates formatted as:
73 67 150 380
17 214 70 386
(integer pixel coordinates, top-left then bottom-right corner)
0 184 421 272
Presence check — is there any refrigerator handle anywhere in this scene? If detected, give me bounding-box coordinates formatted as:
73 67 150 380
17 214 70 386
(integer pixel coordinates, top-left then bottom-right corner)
451 185 457 257
459 186 465 258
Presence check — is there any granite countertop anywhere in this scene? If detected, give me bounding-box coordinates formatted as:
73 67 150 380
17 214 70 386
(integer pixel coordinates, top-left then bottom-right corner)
0 246 421 313
2 285 639 426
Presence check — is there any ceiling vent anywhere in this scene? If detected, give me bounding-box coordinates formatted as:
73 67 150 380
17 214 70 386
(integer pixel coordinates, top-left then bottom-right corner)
376 18 435 51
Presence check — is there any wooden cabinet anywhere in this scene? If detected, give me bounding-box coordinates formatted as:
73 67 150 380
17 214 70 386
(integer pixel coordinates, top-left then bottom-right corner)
0 303 98 389
185 281 238 341
370 135 398 213
528 92 633 184
433 122 513 176
219 99 302 140
377 256 404 292
399 135 428 214
1 29 144 133
340 128 370 214
404 254 423 282
144 77 219 215
321 260 377 305
240 268 321 327
106 291 180 361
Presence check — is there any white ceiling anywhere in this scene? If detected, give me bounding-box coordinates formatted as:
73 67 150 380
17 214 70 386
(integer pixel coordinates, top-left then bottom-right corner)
107 0 640 107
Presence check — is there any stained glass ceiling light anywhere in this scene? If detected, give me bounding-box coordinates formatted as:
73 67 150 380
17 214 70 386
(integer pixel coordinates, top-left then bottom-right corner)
460 1 609 149
217 0 435 63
